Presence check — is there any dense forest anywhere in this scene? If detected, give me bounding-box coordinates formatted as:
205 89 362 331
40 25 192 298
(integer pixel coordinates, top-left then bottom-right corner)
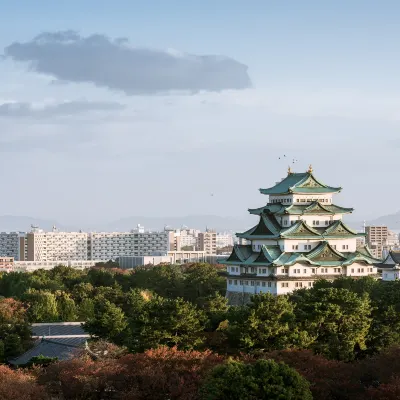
2 264 400 398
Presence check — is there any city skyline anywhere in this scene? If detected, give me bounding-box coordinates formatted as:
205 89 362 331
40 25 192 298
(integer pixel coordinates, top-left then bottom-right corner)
1 1 400 224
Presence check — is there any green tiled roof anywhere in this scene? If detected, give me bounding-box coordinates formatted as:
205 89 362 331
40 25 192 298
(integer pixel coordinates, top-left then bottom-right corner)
323 220 358 236
237 214 281 239
249 202 353 216
306 241 347 262
259 172 342 195
281 220 321 238
238 216 359 240
219 241 376 268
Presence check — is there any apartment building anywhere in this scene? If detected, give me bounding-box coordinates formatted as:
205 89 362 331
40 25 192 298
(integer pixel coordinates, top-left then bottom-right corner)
216 233 234 248
0 232 26 260
365 226 399 259
6 226 170 262
26 228 89 261
198 229 217 255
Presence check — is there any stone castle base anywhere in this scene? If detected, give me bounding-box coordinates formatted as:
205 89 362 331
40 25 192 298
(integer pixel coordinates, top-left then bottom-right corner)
226 291 253 306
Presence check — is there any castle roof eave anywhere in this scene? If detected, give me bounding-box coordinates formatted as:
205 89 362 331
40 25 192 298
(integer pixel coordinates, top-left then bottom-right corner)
259 172 342 195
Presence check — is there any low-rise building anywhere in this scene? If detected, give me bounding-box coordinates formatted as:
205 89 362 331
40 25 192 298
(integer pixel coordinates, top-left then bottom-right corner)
376 250 400 281
117 251 207 268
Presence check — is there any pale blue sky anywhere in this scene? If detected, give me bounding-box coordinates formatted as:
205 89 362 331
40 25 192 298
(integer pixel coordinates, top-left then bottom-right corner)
0 1 399 227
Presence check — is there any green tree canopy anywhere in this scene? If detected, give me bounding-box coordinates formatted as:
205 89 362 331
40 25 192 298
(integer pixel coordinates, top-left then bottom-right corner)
200 359 313 400
228 293 309 352
291 287 372 361
25 290 59 323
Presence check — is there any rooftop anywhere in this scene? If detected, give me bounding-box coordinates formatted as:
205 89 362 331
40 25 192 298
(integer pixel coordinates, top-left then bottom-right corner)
259 167 342 195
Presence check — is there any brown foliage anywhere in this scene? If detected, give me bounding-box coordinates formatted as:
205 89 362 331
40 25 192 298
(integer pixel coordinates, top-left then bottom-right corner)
0 298 27 323
39 346 225 400
0 365 47 400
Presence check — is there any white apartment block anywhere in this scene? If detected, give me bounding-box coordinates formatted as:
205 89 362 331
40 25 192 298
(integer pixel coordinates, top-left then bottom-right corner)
27 229 89 261
0 226 171 263
89 231 169 260
216 233 234 248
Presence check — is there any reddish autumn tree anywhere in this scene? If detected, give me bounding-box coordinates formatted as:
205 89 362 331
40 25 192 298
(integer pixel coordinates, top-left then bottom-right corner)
365 376 400 400
262 349 364 400
40 346 225 400
0 365 47 400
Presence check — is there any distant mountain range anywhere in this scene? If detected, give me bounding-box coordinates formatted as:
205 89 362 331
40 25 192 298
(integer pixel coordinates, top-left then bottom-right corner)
1 211 400 233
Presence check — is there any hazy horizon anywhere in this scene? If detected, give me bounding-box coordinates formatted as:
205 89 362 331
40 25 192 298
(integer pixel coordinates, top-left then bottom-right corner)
1 1 400 225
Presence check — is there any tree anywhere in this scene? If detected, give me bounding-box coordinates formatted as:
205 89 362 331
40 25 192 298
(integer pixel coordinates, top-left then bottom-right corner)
25 290 59 322
0 271 31 298
84 300 128 343
130 265 186 299
126 296 206 352
228 293 309 353
56 292 78 321
0 298 31 360
200 359 312 400
183 263 226 303
78 298 95 320
0 365 46 400
292 287 372 361
71 282 94 303
86 268 116 287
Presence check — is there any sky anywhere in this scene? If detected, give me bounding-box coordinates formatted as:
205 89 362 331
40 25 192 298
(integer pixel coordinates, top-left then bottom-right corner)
0 0 399 226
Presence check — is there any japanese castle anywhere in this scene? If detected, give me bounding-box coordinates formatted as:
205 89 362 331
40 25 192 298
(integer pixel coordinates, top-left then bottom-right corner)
222 166 380 304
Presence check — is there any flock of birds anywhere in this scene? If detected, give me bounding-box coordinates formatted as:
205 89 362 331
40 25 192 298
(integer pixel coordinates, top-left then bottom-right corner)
278 154 299 164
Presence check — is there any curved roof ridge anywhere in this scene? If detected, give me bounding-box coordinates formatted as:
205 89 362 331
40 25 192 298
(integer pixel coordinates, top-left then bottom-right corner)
281 219 322 237
260 171 342 195
307 241 347 260
323 220 358 236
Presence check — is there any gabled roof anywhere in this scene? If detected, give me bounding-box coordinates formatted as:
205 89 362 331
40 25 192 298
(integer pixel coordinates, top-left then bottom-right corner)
378 251 400 267
8 337 87 366
259 172 342 195
253 245 282 264
237 214 280 239
357 245 378 259
31 322 88 338
342 250 381 266
306 241 347 262
224 245 253 263
322 220 358 237
388 251 400 264
281 220 322 238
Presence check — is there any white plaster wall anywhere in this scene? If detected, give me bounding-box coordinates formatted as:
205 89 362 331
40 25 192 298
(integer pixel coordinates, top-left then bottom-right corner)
345 264 377 277
281 238 357 253
227 265 240 275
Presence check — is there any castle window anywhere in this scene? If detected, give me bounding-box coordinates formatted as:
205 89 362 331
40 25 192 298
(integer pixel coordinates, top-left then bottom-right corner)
262 282 266 287
304 269 307 273
308 282 312 287
229 280 232 285
262 268 267 274
234 280 237 285
311 268 316 274
250 281 255 286
268 282 272 287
